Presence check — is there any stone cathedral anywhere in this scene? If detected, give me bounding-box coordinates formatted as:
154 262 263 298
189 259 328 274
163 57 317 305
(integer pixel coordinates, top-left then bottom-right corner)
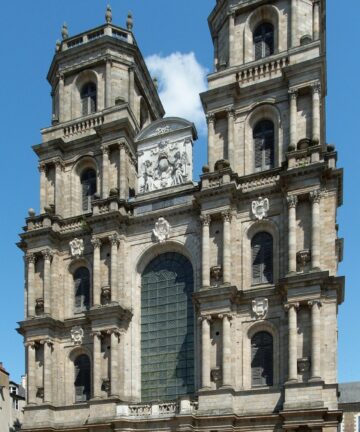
18 1 345 431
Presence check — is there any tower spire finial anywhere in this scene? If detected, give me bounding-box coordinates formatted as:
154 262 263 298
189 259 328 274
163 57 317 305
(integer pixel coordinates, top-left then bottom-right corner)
61 22 68 40
126 11 133 31
105 4 112 23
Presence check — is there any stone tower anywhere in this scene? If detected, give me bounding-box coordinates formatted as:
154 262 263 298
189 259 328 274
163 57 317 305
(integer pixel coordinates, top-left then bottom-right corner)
18 2 344 431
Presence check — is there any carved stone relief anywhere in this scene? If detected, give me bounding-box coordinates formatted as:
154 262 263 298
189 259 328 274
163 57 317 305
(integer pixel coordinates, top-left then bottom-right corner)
153 217 171 243
251 197 269 220
69 238 84 258
252 298 269 319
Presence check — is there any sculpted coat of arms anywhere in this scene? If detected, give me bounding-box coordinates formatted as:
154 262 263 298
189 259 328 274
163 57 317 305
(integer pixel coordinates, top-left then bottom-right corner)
153 217 171 243
71 326 84 345
251 197 270 220
69 238 84 258
252 298 269 319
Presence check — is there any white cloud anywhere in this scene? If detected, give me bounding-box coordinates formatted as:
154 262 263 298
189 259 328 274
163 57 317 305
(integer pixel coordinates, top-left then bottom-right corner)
146 52 208 135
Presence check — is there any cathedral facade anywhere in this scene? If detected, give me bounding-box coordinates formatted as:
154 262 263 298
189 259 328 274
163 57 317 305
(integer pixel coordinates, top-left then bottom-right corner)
18 1 344 431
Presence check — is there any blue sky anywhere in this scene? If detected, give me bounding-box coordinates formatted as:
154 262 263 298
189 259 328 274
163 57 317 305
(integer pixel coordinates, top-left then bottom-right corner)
0 0 358 384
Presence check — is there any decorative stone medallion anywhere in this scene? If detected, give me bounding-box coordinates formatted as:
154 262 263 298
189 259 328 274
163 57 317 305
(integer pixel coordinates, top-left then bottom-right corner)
251 197 270 220
252 298 269 319
71 326 84 345
69 238 84 258
153 217 171 243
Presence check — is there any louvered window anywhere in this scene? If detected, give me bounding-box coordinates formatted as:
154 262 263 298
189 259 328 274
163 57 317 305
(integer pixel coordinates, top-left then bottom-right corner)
81 82 97 116
252 232 273 284
81 169 96 212
74 354 91 402
254 23 274 60
74 267 90 312
254 120 275 172
251 331 273 387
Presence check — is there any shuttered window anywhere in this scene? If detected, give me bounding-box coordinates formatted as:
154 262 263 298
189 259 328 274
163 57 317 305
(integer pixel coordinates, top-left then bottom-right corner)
74 267 90 312
254 23 274 60
74 354 91 402
81 82 97 116
81 169 96 212
253 120 275 172
252 232 273 284
251 331 273 387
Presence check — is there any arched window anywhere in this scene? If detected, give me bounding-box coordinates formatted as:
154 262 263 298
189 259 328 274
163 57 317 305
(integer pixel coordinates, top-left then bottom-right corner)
253 120 275 172
252 232 273 284
74 354 91 402
254 23 274 60
81 168 96 212
251 331 273 387
141 253 194 402
81 82 97 116
74 267 90 312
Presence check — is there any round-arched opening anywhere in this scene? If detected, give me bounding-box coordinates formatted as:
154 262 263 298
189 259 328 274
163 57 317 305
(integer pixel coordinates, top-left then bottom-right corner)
253 23 274 60
80 168 97 212
80 82 97 116
253 119 275 172
141 252 194 402
251 231 273 284
74 354 91 402
251 331 273 387
73 267 90 312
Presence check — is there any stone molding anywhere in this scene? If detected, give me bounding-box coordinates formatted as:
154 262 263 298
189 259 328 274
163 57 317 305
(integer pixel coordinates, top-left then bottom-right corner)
287 195 298 209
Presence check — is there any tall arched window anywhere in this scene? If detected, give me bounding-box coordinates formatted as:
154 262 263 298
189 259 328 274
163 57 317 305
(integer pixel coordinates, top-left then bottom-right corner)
253 120 275 172
251 331 273 387
81 82 97 116
74 354 91 402
74 267 90 312
81 168 96 212
254 23 274 60
141 252 194 402
252 232 273 284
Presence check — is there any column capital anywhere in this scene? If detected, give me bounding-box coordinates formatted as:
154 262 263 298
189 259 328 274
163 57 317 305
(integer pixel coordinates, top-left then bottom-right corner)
310 189 322 203
284 302 299 312
200 214 211 226
38 162 47 173
56 72 65 82
119 141 127 151
91 237 102 249
54 158 65 170
109 233 120 246
206 113 216 124
218 313 233 321
308 299 322 308
226 107 235 118
24 340 37 348
288 88 299 100
106 328 122 337
198 315 212 323
311 82 322 94
221 210 232 223
101 145 109 155
42 248 53 261
26 253 36 264
90 331 103 339
287 195 298 209
39 339 53 347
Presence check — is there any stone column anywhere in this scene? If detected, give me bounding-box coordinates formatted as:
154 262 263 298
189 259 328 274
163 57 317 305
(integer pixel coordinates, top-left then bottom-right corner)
43 340 53 404
206 114 216 171
222 210 232 285
39 164 47 213
119 143 127 201
91 238 102 306
42 249 53 315
92 331 102 399
128 66 135 112
26 254 36 318
310 190 321 270
287 195 298 274
312 83 321 144
291 0 297 47
55 160 63 215
220 314 232 387
109 234 119 302
200 214 211 288
309 300 322 380
101 146 110 199
228 13 235 67
58 74 65 122
109 330 120 397
313 0 320 40
289 89 298 149
227 108 235 168
285 303 299 382
26 342 37 405
200 316 211 389
105 58 112 108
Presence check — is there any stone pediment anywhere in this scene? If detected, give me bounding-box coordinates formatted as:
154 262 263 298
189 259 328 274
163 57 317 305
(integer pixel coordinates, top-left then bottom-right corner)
135 117 197 142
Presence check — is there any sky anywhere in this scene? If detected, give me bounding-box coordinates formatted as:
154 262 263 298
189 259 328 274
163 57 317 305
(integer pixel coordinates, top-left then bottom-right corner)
0 0 358 384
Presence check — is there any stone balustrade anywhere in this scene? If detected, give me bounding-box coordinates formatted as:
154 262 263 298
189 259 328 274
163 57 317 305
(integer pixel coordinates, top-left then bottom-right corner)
117 400 198 418
237 55 289 88
63 113 104 137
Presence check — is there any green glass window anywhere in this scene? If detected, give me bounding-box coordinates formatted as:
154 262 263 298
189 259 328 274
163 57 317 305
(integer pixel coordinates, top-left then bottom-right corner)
141 252 194 402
